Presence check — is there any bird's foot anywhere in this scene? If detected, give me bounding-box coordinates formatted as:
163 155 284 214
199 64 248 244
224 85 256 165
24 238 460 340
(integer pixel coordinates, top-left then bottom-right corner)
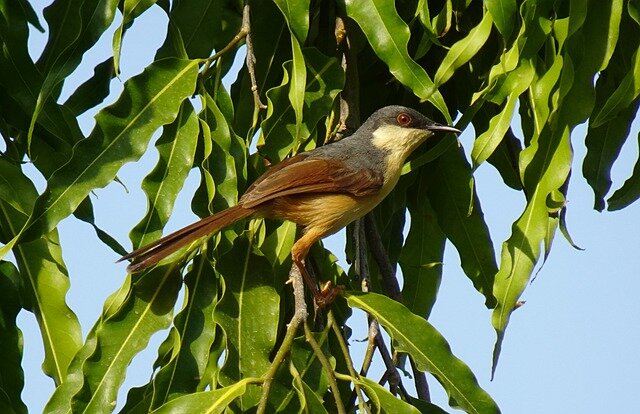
314 281 344 308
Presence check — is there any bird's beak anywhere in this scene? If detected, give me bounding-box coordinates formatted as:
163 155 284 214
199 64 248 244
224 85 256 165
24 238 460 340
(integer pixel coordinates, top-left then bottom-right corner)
426 123 461 134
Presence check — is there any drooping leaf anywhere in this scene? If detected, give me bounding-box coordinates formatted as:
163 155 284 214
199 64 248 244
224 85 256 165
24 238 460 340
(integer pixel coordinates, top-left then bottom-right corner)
484 0 516 39
260 47 344 161
425 145 498 308
130 100 199 248
21 58 199 243
272 0 310 43
64 266 182 413
400 174 445 319
356 376 421 414
148 255 219 409
0 159 82 385
149 378 256 414
472 91 518 169
0 260 27 414
346 292 500 414
112 0 158 74
155 0 242 60
343 0 451 122
29 0 119 151
63 57 116 116
215 236 281 410
434 12 493 88
607 130 640 210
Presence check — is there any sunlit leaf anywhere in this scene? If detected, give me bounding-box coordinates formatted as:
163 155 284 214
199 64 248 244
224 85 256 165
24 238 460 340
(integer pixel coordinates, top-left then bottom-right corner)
148 255 219 409
21 58 199 242
343 0 451 122
0 159 82 385
130 101 199 248
215 236 280 410
434 12 493 87
150 378 256 414
485 0 516 39
346 292 500 414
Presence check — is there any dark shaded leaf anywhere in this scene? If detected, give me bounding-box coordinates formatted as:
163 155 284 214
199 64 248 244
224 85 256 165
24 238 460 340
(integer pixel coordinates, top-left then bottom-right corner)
0 261 27 414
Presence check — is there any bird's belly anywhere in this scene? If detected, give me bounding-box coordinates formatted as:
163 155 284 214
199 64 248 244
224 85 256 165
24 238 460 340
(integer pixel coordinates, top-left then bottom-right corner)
265 193 381 237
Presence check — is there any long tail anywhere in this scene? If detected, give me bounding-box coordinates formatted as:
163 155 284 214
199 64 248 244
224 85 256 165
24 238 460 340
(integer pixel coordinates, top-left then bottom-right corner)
119 205 255 273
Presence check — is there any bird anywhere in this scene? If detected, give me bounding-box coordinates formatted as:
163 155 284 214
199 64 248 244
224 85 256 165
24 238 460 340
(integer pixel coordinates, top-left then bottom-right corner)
119 105 460 305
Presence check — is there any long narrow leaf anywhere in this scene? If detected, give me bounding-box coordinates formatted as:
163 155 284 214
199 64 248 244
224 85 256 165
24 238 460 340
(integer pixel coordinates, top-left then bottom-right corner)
21 58 199 242
346 292 500 414
343 0 451 122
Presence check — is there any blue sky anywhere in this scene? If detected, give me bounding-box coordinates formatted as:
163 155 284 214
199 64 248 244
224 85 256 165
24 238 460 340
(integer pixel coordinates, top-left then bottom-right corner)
14 4 640 413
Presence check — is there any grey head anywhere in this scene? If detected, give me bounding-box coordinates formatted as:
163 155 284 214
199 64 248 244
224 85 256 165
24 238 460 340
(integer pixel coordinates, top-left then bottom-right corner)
359 105 460 135
309 105 459 172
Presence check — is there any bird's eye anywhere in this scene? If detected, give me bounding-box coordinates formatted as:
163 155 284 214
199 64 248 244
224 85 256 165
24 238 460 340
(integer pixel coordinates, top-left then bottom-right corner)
396 113 412 126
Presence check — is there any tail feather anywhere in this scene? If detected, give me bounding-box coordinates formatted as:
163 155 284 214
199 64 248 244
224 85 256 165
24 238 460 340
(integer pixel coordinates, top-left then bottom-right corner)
119 205 255 272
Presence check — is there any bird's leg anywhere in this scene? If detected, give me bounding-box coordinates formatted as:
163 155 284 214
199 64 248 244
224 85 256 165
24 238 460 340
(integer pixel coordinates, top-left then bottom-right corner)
291 232 343 308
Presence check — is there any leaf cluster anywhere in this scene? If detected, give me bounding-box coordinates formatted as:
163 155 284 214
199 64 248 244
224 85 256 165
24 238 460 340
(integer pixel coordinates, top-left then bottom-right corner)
0 0 638 413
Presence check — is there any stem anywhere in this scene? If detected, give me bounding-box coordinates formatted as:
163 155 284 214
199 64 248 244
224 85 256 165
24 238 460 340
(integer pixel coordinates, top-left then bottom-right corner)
328 311 367 413
304 322 346 414
243 1 267 111
256 264 307 414
363 214 402 302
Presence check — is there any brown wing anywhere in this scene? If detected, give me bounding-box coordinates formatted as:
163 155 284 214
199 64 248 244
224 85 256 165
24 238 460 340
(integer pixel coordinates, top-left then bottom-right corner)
240 154 384 209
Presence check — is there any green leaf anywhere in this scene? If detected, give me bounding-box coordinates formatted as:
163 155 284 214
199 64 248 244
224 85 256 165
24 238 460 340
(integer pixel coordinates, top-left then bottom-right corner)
155 0 242 60
491 122 572 375
112 0 158 74
0 0 84 151
607 130 640 210
0 159 82 385
289 35 307 147
471 91 518 169
400 174 445 319
260 47 344 161
148 255 219 409
426 147 498 308
583 102 638 211
345 292 500 414
343 0 451 122
149 378 256 414
21 58 199 242
272 0 310 42
29 0 119 152
356 376 420 414
62 266 182 413
130 101 199 248
63 57 116 116
591 49 640 128
73 197 128 256
485 0 516 39
0 261 27 414
434 12 493 87
215 236 281 410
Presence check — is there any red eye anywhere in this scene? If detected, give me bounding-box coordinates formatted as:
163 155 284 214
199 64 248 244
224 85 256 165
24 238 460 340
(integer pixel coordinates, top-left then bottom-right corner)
397 113 412 126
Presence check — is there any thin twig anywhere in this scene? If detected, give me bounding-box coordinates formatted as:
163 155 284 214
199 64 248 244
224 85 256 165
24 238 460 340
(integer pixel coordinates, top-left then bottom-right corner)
304 322 346 414
363 214 431 400
256 264 307 414
328 311 368 413
243 1 267 110
363 214 402 302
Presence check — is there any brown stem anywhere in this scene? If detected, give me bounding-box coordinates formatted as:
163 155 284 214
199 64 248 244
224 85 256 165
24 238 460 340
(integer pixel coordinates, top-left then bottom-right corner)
363 214 402 302
243 1 267 111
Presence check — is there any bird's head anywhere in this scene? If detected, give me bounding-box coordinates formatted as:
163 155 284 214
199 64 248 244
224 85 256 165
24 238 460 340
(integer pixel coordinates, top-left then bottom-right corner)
363 105 460 161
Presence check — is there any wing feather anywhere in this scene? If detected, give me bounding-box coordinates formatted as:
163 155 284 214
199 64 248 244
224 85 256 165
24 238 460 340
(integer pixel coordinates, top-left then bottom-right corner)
240 155 383 208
